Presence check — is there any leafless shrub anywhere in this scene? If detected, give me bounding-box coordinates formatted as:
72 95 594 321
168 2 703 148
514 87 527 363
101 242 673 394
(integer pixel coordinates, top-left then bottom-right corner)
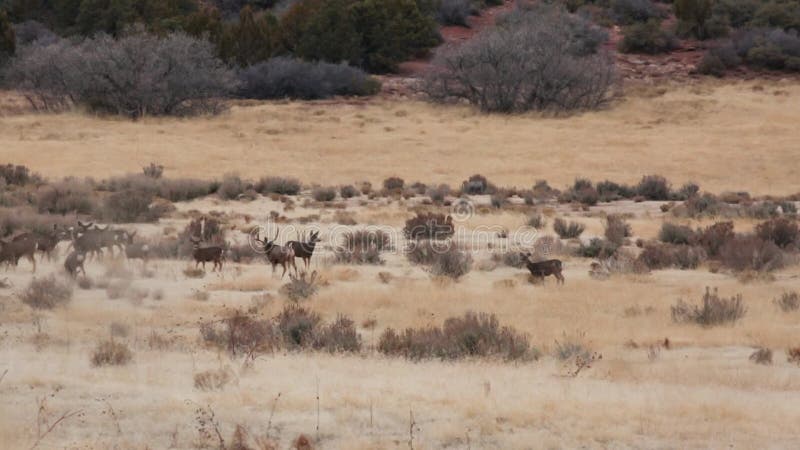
36 181 96 215
461 174 496 195
749 347 773 365
339 185 360 199
91 339 133 366
671 287 746 326
276 305 322 350
553 218 585 239
605 214 631 246
6 32 235 116
423 6 614 113
527 213 547 229
280 271 319 301
756 217 799 249
719 235 784 272
342 229 391 251
429 245 472 280
334 246 384 265
774 291 800 312
254 176 302 195
183 267 206 278
142 162 164 179
403 212 454 240
378 312 536 361
101 189 164 223
19 275 72 310
636 174 671 200
658 222 694 245
696 221 735 257
788 346 800 365
218 174 248 200
311 186 336 202
109 322 130 338
313 315 362 353
383 177 405 192
200 310 280 358
554 332 592 361
194 367 234 391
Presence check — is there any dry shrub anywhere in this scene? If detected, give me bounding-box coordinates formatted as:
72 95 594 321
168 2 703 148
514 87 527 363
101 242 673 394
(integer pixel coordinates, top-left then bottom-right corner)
313 315 361 353
749 347 772 365
102 189 165 223
342 229 391 251
788 346 800 364
658 222 694 245
36 181 96 215
0 164 35 186
577 238 619 259
428 245 472 280
379 312 535 361
637 243 705 270
201 310 280 358
527 213 547 229
183 267 206 278
276 305 322 350
604 214 631 245
334 246 384 265
405 239 450 265
403 212 454 240
554 332 592 361
91 339 133 366
671 287 746 326
254 176 302 195
377 271 393 283
109 322 130 338
194 367 234 391
280 271 319 301
553 218 585 239
719 235 784 272
696 221 734 257
494 251 527 268
19 275 72 310
461 174 496 195
311 186 336 202
774 291 800 312
339 185 360 198
756 217 799 249
636 174 671 200
218 174 248 200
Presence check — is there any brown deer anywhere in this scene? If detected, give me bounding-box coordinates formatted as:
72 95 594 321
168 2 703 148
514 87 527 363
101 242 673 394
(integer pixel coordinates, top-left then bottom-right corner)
69 222 105 260
189 236 224 271
521 252 564 285
288 230 321 270
122 231 150 266
64 250 86 278
15 224 70 261
254 228 296 278
0 233 38 272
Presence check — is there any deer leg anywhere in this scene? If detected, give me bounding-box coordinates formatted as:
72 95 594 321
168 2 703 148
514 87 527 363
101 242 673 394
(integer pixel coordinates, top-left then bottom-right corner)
281 263 287 279
29 254 36 273
557 272 565 285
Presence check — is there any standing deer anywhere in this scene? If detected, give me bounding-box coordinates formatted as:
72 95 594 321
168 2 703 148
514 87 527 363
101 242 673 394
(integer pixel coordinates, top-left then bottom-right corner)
521 252 564 285
69 222 105 260
64 250 86 278
254 228 296 278
189 236 224 271
122 231 150 266
16 224 70 261
288 230 321 270
0 233 38 272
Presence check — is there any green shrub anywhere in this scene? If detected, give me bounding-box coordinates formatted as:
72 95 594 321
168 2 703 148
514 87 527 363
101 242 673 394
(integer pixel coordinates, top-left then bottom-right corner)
619 19 679 54
611 0 664 25
675 0 715 39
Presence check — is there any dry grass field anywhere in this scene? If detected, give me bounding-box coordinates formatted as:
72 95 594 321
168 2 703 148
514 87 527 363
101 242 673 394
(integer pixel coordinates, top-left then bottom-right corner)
1 79 800 450
2 80 800 195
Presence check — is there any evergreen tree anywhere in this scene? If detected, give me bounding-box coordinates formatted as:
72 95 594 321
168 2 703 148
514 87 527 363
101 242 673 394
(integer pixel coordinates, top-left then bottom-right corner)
218 6 278 66
0 8 15 65
295 0 362 65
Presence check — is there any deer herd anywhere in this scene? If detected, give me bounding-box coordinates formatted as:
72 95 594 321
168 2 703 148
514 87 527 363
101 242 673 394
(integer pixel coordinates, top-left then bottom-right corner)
0 219 564 284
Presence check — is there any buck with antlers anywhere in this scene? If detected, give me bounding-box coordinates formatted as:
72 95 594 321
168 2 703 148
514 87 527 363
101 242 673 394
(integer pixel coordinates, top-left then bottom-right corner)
254 228 296 278
288 230 321 270
521 252 564 285
189 236 224 271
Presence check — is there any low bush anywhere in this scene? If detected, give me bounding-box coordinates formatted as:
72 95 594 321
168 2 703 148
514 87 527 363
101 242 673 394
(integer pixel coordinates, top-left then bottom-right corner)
276 305 322 350
695 221 735 257
597 180 636 202
237 57 380 100
671 287 746 326
91 339 133 366
403 212 454 240
254 176 302 195
0 164 36 186
406 239 452 265
611 0 664 25
217 174 247 200
378 312 535 361
428 245 473 280
756 217 799 248
527 213 547 229
280 271 319 301
553 218 586 239
437 0 473 26
619 20 679 54
19 275 73 309
36 181 96 215
340 185 360 198
311 186 337 202
342 229 391 251
99 174 217 202
194 367 234 391
719 234 784 272
577 238 619 258
200 310 280 358
636 175 671 200
383 176 405 192
101 189 163 223
604 214 632 245
659 222 695 244
774 291 800 312
313 314 361 353
749 347 773 365
461 174 496 195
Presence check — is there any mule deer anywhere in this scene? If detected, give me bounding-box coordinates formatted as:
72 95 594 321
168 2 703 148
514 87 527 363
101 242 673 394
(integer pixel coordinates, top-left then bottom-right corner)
521 252 564 284
64 250 86 278
16 224 70 261
189 236 224 271
0 233 38 272
122 231 150 265
254 228 296 278
288 230 320 270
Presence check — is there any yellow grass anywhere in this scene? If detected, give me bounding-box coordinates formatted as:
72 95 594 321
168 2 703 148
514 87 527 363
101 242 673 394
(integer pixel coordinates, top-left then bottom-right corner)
2 80 800 195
